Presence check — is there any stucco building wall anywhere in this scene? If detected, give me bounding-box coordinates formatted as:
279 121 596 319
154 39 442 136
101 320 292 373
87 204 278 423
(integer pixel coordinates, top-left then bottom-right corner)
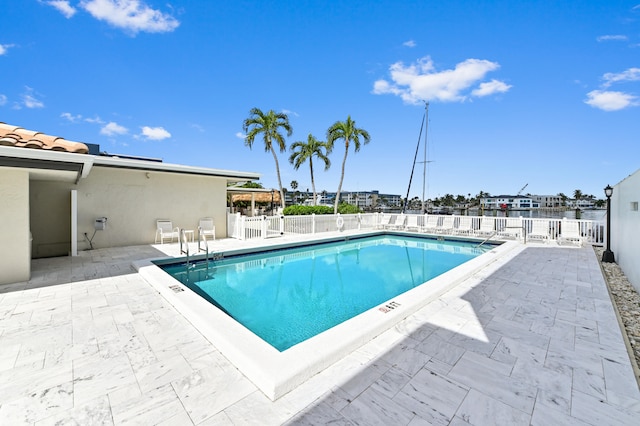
611 169 640 293
29 167 228 257
0 169 31 284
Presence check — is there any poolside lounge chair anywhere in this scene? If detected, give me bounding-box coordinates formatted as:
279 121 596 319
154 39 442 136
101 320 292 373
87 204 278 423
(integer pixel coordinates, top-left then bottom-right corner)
498 217 523 240
199 217 216 241
155 219 180 244
424 215 440 233
377 214 393 229
475 217 496 238
390 214 407 230
559 220 583 246
404 215 422 232
528 219 550 242
436 216 455 234
455 216 473 235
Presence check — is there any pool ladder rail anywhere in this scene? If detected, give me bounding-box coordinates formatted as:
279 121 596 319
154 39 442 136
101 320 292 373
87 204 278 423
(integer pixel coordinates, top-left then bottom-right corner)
178 227 215 282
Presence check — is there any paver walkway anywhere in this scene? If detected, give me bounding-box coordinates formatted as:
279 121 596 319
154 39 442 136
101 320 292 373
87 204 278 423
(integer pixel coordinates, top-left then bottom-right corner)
1 241 639 425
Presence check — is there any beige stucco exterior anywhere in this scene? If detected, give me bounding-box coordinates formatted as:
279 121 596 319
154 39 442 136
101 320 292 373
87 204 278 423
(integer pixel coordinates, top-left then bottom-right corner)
28 166 229 257
0 168 31 284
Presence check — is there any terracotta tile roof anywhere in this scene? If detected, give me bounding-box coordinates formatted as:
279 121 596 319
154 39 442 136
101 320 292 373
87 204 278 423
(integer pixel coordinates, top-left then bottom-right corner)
0 122 89 154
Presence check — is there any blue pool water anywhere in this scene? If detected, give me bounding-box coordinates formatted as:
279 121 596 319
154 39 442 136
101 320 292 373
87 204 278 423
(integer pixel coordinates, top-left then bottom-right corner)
160 234 489 351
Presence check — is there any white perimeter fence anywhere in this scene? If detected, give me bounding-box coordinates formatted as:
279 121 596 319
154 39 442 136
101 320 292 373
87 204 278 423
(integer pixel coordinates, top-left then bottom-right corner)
227 212 605 245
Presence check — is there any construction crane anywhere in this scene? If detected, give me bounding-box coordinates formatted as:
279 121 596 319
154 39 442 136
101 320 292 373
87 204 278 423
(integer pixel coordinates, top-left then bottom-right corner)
516 183 528 196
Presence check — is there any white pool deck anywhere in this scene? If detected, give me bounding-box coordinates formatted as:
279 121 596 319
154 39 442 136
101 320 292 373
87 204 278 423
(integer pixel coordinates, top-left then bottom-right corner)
1 232 639 425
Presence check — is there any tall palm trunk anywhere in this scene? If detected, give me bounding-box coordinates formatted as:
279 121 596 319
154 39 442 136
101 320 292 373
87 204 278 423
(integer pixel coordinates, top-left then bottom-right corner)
334 140 350 213
270 146 285 209
309 158 317 205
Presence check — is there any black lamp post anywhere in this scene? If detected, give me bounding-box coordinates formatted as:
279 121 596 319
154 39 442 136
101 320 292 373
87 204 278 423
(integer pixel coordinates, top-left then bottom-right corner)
602 184 615 263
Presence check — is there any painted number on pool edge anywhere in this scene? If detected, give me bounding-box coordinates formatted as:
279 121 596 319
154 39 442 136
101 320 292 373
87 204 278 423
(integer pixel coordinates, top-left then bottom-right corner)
378 301 401 313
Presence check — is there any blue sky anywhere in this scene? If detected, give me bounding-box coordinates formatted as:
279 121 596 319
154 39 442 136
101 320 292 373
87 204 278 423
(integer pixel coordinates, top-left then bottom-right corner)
2 1 639 200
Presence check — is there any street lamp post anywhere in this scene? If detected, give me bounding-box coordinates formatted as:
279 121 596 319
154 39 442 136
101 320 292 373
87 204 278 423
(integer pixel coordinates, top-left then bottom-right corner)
602 184 615 263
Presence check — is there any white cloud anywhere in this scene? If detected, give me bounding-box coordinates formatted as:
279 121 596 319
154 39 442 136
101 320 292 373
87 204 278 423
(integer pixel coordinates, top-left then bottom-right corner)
0 94 7 106
602 67 640 87
0 44 14 55
403 40 416 48
471 79 512 97
584 90 638 111
373 56 509 103
235 132 246 139
140 126 171 140
61 112 82 122
100 121 128 136
281 109 299 117
44 1 77 18
21 87 44 109
85 116 105 124
596 34 628 42
80 0 180 34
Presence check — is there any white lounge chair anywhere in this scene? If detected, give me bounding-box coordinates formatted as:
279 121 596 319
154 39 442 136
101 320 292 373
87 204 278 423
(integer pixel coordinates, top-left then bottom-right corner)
404 215 422 232
559 220 583 246
436 216 455 234
424 215 440 233
475 217 496 238
455 216 473 235
528 219 550 242
378 214 393 229
498 217 522 240
155 219 180 244
199 217 216 241
390 214 407 230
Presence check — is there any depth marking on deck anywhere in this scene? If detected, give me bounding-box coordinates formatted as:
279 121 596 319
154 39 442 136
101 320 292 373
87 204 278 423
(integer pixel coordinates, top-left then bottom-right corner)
379 301 401 313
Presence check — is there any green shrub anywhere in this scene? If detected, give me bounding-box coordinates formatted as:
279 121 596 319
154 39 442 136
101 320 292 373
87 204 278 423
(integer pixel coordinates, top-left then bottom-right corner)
282 205 334 215
337 203 362 214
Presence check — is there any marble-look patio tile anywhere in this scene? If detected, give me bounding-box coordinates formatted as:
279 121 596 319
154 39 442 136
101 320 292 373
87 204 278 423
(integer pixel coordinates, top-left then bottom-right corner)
445 323 501 356
196 411 234 425
571 389 640 425
530 401 591 426
0 360 73 403
172 364 255 424
0 343 20 372
0 381 73 424
380 342 429 377
394 369 468 425
448 353 536 414
602 356 640 398
155 409 195 426
111 383 188 425
572 367 606 399
342 386 415 426
134 353 193 392
490 336 544 367
415 333 466 366
224 390 297 426
284 400 353 425
423 357 454 376
338 358 391 399
73 353 137 406
545 348 603 374
34 395 113 426
484 317 550 349
456 388 530 425
370 366 413 399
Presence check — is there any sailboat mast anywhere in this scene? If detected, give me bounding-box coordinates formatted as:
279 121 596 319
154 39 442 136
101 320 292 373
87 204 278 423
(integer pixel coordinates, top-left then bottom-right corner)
421 102 429 214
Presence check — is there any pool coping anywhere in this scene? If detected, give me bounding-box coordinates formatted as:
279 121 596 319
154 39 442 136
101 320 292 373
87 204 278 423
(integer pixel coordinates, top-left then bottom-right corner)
134 231 521 400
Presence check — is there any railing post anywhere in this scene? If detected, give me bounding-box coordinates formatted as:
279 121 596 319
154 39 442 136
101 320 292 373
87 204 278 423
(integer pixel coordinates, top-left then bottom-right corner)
357 213 362 230
240 214 246 240
280 215 285 236
261 215 267 239
312 213 316 234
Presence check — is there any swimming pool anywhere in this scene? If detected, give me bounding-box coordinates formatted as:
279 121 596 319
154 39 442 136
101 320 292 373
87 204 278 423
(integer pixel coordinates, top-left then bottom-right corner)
160 234 487 351
136 231 518 400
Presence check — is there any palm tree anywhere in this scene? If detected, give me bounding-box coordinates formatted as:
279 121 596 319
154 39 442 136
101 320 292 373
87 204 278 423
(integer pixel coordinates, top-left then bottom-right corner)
326 116 371 213
242 108 292 209
289 134 331 206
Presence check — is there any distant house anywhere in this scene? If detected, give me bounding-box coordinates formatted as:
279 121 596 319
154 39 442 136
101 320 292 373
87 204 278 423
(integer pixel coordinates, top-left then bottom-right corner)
480 195 540 210
0 122 259 285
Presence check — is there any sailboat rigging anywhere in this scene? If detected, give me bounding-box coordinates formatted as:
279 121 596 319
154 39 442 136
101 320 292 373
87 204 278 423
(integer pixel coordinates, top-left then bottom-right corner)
402 102 430 214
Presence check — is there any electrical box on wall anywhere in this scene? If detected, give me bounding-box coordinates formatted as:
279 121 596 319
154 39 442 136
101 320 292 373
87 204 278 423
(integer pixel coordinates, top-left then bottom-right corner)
94 217 107 230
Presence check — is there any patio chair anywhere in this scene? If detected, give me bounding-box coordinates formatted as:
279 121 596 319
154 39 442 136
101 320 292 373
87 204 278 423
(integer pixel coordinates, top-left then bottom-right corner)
424 215 440 233
498 217 523 240
436 216 455 234
404 215 422 232
455 216 473 235
377 214 393 229
389 214 406 230
559 220 583 246
155 219 180 244
199 217 216 241
528 219 550 242
475 217 496 238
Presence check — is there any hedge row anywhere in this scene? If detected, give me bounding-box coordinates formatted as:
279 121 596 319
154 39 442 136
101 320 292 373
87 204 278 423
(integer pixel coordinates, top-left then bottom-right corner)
282 203 362 215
